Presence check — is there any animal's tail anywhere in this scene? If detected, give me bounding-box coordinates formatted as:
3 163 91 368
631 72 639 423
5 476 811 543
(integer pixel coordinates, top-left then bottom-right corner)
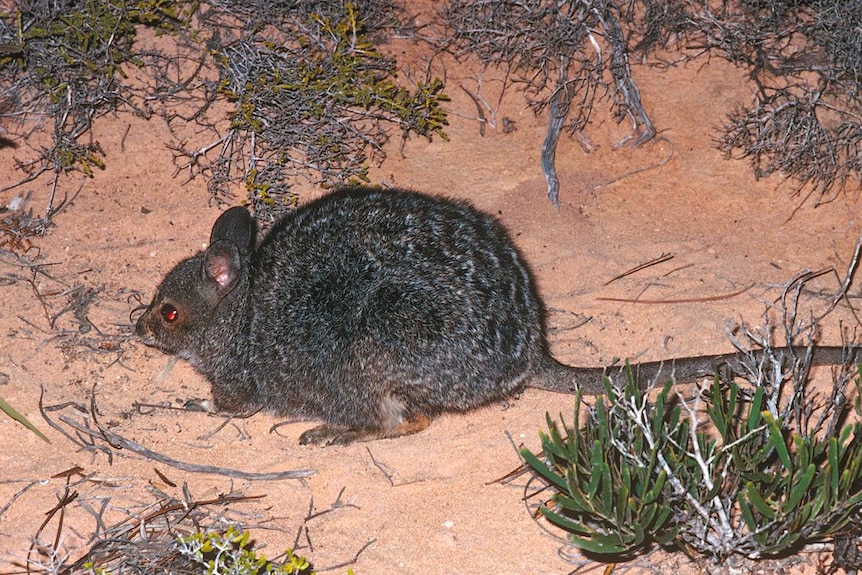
530 345 858 395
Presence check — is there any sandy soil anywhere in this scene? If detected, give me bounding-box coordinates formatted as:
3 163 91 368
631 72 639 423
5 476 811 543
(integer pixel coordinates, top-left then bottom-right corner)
0 21 860 575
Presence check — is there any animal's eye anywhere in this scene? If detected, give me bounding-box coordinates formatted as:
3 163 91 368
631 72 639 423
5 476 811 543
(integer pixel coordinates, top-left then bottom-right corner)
161 303 179 323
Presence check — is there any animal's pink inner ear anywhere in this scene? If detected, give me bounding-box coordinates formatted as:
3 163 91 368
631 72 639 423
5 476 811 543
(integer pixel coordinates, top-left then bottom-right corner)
206 253 237 288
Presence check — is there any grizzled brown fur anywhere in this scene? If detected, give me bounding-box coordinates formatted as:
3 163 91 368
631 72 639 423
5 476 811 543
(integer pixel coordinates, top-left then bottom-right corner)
137 186 584 444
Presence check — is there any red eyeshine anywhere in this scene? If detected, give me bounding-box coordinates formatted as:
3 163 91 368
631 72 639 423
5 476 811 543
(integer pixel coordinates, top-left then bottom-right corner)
161 304 178 322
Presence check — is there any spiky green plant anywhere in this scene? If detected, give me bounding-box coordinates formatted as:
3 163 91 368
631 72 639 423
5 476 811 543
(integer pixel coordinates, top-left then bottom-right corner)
523 355 862 560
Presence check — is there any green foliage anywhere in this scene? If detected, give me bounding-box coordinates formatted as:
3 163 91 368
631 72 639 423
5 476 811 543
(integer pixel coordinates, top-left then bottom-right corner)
523 364 862 560
204 2 448 220
0 393 49 443
0 1 447 228
30 488 354 575
177 526 314 575
522 384 677 556
82 562 110 575
0 0 193 178
303 4 447 141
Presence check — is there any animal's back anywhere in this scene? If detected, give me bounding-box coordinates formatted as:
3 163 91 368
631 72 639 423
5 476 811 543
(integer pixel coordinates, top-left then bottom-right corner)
248 188 551 421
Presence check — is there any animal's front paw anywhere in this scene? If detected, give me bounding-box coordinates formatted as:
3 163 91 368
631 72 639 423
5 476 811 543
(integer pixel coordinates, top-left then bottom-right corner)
183 398 259 418
183 398 216 412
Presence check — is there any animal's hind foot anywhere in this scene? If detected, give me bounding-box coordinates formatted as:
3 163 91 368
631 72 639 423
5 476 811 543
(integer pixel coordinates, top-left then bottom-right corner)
298 414 432 446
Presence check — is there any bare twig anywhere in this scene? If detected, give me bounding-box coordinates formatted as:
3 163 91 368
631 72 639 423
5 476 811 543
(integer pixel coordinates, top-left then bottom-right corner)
597 283 755 304
604 252 675 285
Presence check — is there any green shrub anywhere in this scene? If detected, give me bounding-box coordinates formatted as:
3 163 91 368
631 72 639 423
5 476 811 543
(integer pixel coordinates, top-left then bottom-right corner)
523 354 862 561
0 1 448 229
0 0 191 178
176 526 315 575
208 2 448 221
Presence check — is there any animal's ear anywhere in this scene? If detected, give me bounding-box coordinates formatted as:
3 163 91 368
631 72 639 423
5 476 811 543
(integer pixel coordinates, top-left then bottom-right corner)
210 206 257 254
202 241 242 292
